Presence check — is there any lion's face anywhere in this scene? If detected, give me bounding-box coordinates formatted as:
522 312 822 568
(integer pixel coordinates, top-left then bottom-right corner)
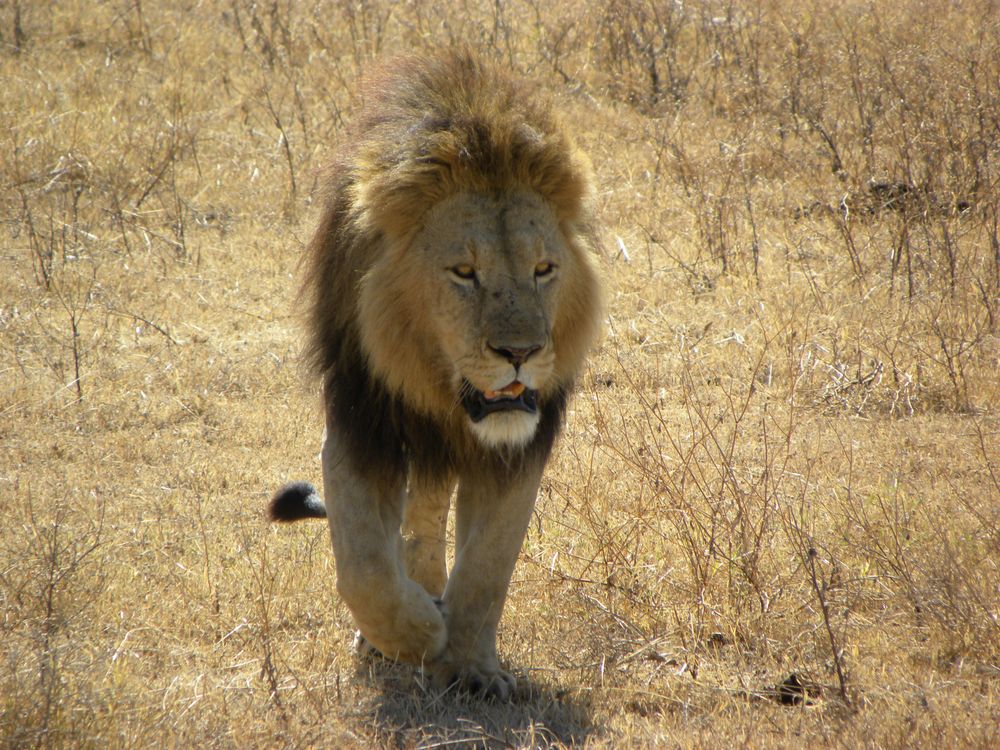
422 191 562 448
358 190 599 449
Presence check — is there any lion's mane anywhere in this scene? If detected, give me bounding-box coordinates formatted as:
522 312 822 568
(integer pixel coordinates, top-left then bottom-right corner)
303 50 601 482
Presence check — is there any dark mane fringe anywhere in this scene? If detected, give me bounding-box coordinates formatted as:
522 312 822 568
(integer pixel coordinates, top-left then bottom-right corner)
327 331 570 482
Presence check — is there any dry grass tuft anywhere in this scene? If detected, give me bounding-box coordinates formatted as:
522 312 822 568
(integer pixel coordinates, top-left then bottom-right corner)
3 1 998 747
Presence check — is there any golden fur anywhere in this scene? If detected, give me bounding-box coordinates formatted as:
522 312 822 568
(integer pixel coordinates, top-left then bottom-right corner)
272 50 603 699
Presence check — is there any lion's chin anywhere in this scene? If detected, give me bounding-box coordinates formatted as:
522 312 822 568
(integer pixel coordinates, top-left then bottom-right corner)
460 379 542 448
468 410 541 449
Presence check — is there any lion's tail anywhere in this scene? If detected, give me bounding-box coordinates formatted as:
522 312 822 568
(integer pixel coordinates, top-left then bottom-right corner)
268 482 328 522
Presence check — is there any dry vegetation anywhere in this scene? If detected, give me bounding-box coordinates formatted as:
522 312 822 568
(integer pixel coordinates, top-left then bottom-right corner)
2 0 999 747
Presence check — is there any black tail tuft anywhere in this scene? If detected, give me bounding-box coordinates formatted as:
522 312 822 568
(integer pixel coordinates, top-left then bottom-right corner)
268 482 327 522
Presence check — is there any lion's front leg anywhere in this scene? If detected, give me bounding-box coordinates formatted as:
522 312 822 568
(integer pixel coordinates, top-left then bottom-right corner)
402 470 454 599
321 427 447 665
429 460 544 700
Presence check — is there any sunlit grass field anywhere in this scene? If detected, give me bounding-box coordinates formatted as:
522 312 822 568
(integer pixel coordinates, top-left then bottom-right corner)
2 1 998 747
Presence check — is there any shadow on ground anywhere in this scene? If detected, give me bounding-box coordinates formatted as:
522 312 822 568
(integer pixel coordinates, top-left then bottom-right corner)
355 658 596 748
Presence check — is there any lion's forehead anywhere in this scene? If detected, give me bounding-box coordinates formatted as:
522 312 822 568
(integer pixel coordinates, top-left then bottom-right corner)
422 191 563 266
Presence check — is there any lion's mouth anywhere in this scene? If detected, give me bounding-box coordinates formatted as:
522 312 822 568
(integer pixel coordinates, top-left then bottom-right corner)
461 380 538 423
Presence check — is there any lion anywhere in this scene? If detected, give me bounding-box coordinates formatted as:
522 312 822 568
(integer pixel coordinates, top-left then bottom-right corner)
268 50 603 700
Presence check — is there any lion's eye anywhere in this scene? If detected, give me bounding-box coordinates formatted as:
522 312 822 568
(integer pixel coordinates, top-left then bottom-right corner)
450 264 477 282
535 261 556 278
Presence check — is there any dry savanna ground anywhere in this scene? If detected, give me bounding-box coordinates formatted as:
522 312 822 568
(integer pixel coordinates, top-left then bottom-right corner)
2 1 999 747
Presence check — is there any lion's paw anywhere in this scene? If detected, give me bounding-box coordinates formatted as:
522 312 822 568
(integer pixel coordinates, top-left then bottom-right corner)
351 602 441 662
351 584 447 665
428 659 517 702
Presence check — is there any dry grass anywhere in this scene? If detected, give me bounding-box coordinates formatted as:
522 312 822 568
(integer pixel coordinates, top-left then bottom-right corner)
2 1 999 747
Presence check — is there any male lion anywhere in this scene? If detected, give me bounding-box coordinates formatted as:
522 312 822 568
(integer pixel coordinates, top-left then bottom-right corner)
269 50 603 700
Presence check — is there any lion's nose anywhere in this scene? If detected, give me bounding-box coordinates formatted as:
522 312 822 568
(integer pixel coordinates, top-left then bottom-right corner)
488 343 542 367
